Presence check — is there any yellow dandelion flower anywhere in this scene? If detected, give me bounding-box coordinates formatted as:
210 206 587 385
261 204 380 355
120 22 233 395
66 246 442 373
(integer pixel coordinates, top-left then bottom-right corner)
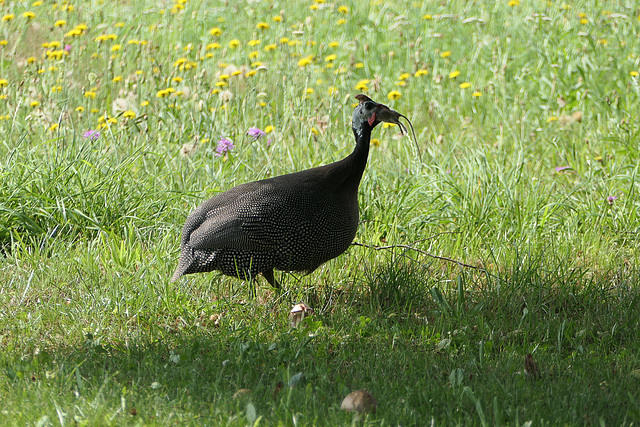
0 79 7 87
580 18 588 24
354 79 369 91
325 54 337 62
256 22 269 30
206 42 221 50
449 70 461 79
174 57 187 67
115 22 125 28
279 37 290 44
311 127 319 135
387 90 401 100
310 4 319 10
328 41 340 48
371 138 380 147
273 15 283 22
547 116 558 123
245 70 257 77
30 100 40 107
630 71 639 77
264 125 275 133
141 100 149 106
65 28 82 37
49 123 59 132
215 81 227 87
338 6 349 14
459 82 471 89
337 19 346 25
297 56 313 67
75 106 85 112
415 69 429 77
111 44 121 52
398 72 410 80
264 43 277 52
305 88 314 94
84 91 97 99
54 20 66 27
228 39 241 48
507 0 520 6
472 91 482 97
441 51 452 58
248 39 261 47
355 62 364 69
2 14 15 22
597 39 607 45
0 40 7 46
423 14 432 20
112 76 122 82
23 11 36 19
33 0 44 6
123 110 136 119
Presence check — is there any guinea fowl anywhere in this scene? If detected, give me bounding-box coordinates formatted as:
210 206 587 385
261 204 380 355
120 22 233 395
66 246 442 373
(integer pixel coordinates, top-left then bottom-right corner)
171 95 406 287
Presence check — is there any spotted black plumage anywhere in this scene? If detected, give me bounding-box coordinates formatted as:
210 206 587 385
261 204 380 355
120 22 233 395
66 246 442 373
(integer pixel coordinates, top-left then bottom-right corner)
171 95 386 288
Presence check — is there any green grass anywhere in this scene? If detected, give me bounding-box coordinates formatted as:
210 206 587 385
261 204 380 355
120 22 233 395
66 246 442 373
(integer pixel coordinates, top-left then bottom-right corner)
1 0 640 425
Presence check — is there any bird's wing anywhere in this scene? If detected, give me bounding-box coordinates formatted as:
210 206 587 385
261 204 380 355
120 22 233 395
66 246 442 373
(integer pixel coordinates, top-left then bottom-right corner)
186 183 290 251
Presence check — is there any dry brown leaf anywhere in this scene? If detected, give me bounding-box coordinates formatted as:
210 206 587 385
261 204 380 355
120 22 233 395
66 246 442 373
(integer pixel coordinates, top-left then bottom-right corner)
341 390 377 414
524 353 541 379
232 389 251 399
289 303 314 328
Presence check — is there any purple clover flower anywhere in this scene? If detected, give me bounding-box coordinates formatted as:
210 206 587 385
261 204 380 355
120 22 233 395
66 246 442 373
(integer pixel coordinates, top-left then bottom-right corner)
247 127 266 140
64 44 72 53
83 129 100 140
607 196 617 205
215 137 234 157
555 166 570 172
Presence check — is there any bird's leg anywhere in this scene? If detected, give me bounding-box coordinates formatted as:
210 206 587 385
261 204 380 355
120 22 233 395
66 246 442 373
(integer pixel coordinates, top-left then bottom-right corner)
262 269 281 289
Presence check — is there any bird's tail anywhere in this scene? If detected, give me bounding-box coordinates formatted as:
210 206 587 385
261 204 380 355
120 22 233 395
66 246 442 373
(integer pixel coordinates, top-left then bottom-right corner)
170 247 193 283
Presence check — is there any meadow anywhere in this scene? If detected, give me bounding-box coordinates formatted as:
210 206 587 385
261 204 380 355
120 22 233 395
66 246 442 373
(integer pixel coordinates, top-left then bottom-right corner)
1 0 640 425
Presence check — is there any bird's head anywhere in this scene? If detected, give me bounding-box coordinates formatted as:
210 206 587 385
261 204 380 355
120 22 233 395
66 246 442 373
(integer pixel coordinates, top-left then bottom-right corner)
352 94 384 136
352 94 419 156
